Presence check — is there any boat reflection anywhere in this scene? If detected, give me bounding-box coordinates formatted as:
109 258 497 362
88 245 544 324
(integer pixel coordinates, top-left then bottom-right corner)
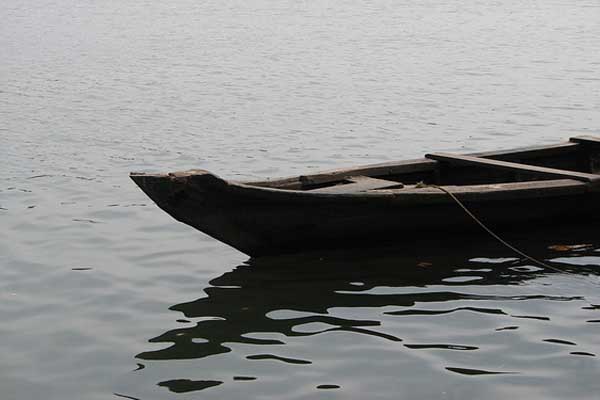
137 225 600 364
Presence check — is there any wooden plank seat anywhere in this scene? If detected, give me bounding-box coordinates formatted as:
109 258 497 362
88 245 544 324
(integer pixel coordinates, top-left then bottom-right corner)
426 152 600 183
308 176 404 193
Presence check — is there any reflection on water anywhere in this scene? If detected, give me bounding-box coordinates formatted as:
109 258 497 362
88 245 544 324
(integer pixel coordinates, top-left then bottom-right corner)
134 227 600 397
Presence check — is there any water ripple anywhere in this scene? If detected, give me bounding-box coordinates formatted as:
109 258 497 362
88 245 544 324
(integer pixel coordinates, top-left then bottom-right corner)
3 0 600 399
246 354 312 365
158 379 223 393
446 367 518 376
385 306 507 317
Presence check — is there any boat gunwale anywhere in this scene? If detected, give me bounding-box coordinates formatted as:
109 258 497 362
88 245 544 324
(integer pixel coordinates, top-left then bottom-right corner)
130 169 592 207
130 141 597 201
230 178 592 204
244 140 582 188
130 138 597 205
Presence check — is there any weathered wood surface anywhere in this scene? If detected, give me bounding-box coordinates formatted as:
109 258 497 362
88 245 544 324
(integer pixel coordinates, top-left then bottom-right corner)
131 136 600 256
309 176 404 193
231 178 591 205
426 152 600 183
295 159 435 188
247 140 583 189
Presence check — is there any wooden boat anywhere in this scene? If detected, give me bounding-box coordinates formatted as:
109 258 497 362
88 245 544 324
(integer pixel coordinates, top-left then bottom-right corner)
130 136 600 257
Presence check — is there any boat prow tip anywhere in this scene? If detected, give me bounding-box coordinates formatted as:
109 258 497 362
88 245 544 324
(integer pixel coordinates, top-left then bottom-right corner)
129 169 215 180
129 172 150 186
129 169 227 193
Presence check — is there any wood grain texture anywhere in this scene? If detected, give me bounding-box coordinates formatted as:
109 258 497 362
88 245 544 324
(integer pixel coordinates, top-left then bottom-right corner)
309 176 404 193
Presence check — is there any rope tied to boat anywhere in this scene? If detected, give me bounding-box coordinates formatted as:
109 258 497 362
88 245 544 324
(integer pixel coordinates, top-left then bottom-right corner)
418 182 597 282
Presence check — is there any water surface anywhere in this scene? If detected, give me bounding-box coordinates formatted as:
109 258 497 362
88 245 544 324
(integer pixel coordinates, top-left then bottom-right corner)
2 0 600 399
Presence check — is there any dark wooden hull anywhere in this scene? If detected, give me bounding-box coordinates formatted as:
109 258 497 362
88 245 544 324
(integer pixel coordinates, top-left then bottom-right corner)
131 137 600 257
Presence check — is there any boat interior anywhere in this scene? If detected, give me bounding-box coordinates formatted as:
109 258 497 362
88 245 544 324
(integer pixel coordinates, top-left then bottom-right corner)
248 136 600 193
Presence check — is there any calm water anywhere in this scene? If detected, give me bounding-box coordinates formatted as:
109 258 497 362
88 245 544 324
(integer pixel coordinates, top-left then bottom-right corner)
2 0 600 399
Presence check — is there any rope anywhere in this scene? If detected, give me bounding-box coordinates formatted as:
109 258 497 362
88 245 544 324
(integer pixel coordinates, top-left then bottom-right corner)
425 183 592 279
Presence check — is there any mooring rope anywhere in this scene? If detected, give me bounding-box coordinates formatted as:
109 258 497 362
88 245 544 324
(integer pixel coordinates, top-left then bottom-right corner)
424 183 593 280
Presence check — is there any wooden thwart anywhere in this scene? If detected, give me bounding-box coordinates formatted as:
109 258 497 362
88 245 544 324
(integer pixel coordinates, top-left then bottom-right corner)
426 152 600 183
309 176 404 193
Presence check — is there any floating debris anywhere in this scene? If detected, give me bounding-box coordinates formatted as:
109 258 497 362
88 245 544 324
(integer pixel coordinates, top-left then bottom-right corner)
548 244 593 252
